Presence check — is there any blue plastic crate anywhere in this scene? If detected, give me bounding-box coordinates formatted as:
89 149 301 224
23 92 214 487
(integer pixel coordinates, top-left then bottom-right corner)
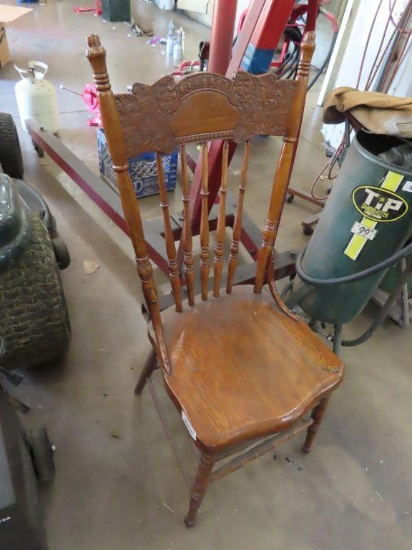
97 129 178 199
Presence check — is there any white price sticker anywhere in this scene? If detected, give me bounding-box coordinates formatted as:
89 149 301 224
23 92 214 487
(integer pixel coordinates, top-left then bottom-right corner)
403 180 412 193
181 411 197 440
350 221 377 241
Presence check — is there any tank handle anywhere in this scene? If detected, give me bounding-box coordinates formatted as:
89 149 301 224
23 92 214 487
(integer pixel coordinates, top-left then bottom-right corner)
14 61 49 83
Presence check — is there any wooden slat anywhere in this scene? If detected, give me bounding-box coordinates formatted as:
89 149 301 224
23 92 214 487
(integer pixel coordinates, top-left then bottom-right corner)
213 140 229 298
226 141 250 294
156 153 182 312
117 73 297 159
180 145 195 306
200 143 210 301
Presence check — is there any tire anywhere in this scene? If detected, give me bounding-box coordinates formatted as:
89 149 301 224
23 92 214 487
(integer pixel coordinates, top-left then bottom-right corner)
0 216 71 370
0 112 24 179
29 426 56 485
52 238 71 270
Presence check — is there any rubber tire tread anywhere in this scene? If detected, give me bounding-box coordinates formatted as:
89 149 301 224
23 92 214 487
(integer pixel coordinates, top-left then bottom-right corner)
0 216 71 369
0 112 24 179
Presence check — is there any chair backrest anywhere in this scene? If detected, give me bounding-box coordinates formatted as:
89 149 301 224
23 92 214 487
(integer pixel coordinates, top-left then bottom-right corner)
86 33 315 373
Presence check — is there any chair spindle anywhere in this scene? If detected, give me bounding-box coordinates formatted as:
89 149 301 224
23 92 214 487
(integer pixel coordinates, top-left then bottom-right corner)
156 153 182 312
226 141 250 294
212 140 229 298
180 145 195 306
200 143 210 301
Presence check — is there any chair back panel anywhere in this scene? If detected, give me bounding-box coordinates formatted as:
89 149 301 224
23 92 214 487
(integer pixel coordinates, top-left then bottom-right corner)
115 73 298 158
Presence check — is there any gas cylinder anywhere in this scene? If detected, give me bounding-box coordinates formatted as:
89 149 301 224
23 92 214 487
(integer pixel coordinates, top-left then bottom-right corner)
14 61 59 133
294 130 412 325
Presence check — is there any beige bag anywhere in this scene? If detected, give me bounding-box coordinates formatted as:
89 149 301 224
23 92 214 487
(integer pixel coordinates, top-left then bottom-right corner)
323 86 412 138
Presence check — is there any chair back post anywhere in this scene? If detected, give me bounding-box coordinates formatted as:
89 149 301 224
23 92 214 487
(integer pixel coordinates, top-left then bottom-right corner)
254 31 316 293
86 34 170 375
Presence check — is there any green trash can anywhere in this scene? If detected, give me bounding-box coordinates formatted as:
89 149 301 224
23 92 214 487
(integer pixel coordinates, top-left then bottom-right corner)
295 130 412 325
102 0 131 22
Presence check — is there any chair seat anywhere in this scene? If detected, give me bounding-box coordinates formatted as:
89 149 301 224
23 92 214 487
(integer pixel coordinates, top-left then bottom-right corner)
155 285 344 451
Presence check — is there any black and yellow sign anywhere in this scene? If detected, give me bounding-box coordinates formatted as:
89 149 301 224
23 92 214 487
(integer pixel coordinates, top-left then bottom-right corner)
352 185 408 223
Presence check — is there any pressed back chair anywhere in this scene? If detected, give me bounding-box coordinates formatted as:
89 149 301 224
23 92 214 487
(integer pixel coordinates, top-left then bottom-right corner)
87 32 344 527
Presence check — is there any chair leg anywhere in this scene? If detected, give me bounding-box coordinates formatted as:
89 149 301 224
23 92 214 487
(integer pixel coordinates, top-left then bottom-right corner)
134 348 157 395
302 397 330 453
184 451 216 527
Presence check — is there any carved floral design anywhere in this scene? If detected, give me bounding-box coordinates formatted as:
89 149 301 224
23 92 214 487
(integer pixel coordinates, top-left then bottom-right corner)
116 72 298 158
153 76 181 114
233 75 296 142
229 72 257 106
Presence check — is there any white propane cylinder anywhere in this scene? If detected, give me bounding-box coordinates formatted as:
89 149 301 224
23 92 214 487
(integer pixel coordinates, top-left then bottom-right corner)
14 61 59 133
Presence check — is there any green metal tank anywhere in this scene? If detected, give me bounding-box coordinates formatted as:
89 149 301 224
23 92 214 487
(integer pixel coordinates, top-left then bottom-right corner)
296 130 412 324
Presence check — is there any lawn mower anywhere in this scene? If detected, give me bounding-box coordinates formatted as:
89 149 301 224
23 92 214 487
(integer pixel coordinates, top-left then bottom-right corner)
0 111 71 549
0 111 71 370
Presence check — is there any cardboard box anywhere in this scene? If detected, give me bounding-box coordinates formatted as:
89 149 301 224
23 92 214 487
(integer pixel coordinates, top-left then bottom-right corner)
0 5 32 68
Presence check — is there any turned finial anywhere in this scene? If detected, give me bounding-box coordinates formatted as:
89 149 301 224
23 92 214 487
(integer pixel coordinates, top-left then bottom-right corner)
297 31 316 79
86 34 111 92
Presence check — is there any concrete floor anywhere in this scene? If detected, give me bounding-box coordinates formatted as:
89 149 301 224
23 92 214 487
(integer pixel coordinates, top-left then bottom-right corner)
1 1 412 549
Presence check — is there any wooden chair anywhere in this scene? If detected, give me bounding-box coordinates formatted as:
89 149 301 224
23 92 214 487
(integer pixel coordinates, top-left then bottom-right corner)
87 32 344 527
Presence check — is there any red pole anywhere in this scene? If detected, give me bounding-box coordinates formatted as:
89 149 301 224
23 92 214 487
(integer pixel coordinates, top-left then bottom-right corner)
306 0 321 32
208 0 238 74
